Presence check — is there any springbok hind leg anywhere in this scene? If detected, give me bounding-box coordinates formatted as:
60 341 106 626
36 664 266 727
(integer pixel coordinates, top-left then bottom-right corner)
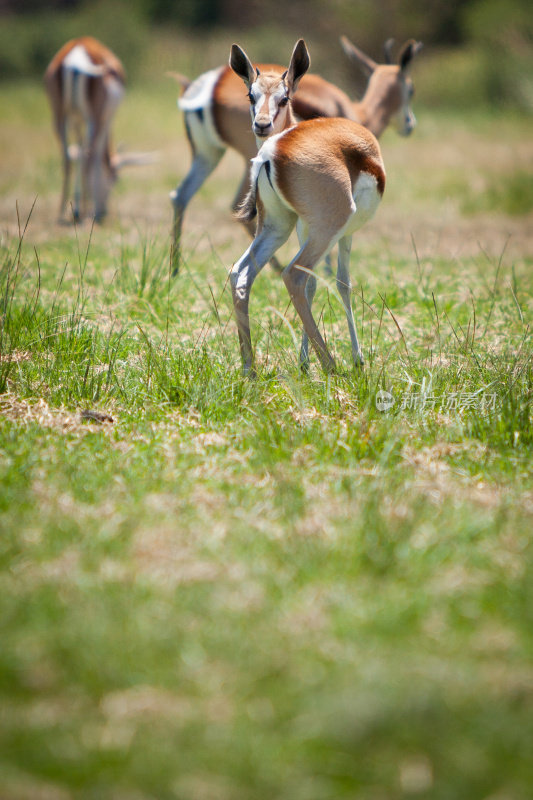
232 164 285 274
231 221 294 375
336 235 364 367
91 80 124 222
283 234 340 374
58 124 71 222
74 119 87 222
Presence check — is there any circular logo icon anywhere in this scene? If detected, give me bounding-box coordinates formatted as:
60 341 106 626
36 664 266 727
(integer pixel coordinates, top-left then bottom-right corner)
375 389 395 412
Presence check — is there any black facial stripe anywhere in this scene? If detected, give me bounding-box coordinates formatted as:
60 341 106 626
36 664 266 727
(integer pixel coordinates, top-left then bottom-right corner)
273 95 290 119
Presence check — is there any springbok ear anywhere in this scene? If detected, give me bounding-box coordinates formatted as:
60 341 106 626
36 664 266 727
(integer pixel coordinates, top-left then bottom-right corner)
383 38 396 65
230 44 257 87
339 35 377 78
285 39 310 94
398 39 423 72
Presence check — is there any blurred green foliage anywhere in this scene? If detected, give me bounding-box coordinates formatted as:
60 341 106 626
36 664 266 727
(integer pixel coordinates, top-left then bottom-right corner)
0 0 148 80
464 0 533 108
0 0 532 111
464 171 533 215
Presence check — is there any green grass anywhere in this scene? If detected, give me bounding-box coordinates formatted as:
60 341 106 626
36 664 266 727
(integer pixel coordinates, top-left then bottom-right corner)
1 72 533 800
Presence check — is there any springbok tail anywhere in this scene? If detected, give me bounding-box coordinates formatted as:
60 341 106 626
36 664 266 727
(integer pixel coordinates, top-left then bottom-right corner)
236 152 272 223
166 71 192 92
236 187 257 223
111 150 159 169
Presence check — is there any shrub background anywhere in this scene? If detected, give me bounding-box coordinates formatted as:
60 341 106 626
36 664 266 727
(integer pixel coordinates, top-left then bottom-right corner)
1 0 532 111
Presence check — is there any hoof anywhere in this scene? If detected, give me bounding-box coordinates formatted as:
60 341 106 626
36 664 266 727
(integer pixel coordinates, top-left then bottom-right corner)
170 250 181 277
299 358 311 375
242 365 257 380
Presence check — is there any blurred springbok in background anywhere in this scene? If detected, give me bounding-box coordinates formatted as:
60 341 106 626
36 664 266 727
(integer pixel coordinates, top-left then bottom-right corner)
45 37 131 223
228 41 386 375
170 36 420 271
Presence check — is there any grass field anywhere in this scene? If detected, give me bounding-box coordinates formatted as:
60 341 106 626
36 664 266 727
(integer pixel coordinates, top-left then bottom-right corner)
1 70 533 800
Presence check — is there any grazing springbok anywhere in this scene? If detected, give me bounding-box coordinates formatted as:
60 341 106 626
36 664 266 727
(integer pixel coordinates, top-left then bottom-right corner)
44 36 126 223
229 41 386 376
170 36 419 270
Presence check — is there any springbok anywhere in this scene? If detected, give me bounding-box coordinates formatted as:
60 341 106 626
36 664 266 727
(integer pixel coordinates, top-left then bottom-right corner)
229 41 386 376
44 36 126 223
170 36 419 270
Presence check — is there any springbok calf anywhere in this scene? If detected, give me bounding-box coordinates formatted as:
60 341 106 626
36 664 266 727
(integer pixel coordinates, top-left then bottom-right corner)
44 36 126 223
229 41 386 375
170 36 419 269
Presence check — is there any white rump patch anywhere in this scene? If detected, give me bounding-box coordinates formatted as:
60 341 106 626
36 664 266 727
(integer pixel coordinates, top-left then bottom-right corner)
63 45 104 76
178 67 224 111
341 171 381 237
353 172 381 219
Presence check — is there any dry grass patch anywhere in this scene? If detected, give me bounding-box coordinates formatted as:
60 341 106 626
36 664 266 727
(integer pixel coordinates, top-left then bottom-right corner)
100 685 195 724
0 350 32 364
132 523 226 588
0 394 115 435
0 776 71 800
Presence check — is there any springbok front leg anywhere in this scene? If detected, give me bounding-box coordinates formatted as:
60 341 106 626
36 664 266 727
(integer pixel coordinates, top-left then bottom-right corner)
296 220 317 369
298 270 317 370
336 235 364 367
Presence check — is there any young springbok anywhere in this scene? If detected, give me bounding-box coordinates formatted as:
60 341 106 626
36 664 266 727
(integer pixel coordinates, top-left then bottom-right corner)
44 37 126 223
229 41 386 375
170 36 418 270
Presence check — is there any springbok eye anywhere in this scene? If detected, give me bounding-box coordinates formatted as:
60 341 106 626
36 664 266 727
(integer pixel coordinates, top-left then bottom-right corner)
247 91 256 105
278 96 289 107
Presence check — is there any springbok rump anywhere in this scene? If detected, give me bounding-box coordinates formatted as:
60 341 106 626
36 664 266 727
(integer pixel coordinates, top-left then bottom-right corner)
44 37 126 223
170 36 419 271
229 41 386 376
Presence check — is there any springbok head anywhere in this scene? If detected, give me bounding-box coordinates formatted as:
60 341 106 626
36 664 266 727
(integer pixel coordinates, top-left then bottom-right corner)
230 39 311 142
341 36 423 137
